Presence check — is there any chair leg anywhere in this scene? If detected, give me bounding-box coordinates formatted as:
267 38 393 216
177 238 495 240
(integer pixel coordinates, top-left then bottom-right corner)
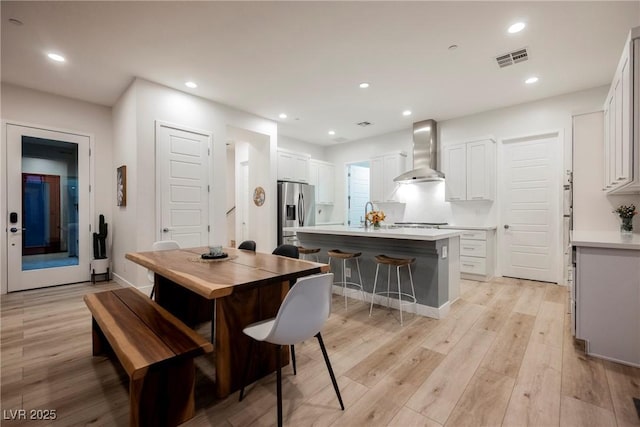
276 344 283 427
290 344 297 375
149 284 156 300
316 332 344 410
239 339 254 402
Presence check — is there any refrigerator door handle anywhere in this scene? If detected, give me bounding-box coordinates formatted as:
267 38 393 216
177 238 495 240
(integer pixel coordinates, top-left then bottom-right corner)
299 193 305 226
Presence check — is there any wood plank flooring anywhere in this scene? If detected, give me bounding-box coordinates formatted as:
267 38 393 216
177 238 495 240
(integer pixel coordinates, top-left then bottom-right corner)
1 277 639 426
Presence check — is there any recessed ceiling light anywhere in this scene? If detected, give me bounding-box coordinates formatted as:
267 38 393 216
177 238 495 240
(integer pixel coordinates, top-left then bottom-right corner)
359 83 370 89
47 53 65 62
279 113 287 119
525 76 539 84
328 130 336 136
185 81 198 89
8 18 23 26
402 110 412 117
508 22 526 34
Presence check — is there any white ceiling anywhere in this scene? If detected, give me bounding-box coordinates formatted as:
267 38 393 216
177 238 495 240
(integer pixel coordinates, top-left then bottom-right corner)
2 1 638 145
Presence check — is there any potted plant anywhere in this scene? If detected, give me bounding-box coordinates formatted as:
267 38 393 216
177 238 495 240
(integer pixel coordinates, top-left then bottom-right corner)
613 204 637 234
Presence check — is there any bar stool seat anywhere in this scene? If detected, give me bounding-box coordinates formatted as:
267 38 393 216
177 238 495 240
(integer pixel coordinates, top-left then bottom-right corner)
297 246 321 262
369 254 417 326
327 249 364 310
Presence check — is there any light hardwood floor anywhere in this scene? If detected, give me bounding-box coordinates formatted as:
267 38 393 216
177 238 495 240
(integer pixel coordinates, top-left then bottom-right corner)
1 277 639 426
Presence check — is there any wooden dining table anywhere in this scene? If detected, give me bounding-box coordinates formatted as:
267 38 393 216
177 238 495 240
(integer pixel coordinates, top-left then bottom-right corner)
125 246 328 398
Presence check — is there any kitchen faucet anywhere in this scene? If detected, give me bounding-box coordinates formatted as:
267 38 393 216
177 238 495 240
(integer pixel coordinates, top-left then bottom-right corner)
364 201 374 229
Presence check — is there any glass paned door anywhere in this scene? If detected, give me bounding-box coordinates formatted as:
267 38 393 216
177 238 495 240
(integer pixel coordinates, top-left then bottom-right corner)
7 125 89 291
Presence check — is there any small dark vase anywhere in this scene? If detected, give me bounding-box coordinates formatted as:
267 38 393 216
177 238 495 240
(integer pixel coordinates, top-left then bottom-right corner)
620 216 633 234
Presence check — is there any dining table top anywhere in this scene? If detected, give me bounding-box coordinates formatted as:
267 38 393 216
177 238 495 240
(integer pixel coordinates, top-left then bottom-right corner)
125 246 328 300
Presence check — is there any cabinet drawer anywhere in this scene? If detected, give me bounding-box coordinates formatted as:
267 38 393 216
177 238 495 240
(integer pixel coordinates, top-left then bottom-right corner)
459 230 487 240
460 240 486 257
460 256 486 275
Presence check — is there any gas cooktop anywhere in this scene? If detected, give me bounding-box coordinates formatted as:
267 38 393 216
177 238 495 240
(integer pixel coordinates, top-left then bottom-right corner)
391 222 448 229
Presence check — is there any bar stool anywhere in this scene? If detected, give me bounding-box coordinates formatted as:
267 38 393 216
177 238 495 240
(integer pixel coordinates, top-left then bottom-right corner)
297 246 321 262
327 249 365 310
369 254 417 326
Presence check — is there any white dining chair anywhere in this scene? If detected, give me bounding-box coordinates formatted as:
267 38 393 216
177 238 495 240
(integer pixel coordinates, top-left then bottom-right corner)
147 240 180 299
238 272 344 427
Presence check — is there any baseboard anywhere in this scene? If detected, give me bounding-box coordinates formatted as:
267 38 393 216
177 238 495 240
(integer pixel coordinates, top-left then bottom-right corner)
111 273 135 288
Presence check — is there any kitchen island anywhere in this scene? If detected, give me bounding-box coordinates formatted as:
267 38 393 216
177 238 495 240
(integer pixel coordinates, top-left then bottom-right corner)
285 225 463 318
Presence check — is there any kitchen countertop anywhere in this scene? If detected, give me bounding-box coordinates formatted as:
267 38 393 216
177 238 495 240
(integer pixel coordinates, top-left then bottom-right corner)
440 225 497 231
571 230 640 250
285 225 462 241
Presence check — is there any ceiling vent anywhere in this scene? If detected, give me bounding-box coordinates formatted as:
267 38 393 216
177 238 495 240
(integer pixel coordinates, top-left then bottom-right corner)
356 121 373 127
495 47 529 68
332 137 349 143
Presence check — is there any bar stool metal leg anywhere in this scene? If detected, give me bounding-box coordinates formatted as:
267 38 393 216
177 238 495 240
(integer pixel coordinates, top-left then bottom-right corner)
356 259 365 302
369 264 381 317
397 265 403 326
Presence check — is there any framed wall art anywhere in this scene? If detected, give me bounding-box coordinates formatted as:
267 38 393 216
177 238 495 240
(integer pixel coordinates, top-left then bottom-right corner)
117 165 127 207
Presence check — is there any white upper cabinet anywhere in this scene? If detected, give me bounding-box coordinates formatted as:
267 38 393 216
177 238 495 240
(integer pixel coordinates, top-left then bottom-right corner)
277 149 310 183
603 27 639 194
309 159 335 204
443 139 496 201
370 152 406 203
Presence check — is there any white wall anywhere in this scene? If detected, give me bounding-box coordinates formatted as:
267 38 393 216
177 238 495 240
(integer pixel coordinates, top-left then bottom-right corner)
229 126 272 252
325 86 610 229
278 134 326 160
1 83 113 294
111 81 138 285
573 111 640 231
111 78 277 289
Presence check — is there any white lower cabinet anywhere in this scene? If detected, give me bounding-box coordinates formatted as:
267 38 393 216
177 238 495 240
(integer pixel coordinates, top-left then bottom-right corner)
575 246 640 367
454 228 495 281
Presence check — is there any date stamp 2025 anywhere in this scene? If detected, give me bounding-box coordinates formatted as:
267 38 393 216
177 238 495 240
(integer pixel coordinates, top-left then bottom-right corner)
3 409 57 421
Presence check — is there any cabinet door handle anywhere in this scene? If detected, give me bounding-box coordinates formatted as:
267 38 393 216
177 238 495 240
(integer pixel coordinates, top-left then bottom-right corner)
462 264 475 268
471 196 484 200
617 177 626 180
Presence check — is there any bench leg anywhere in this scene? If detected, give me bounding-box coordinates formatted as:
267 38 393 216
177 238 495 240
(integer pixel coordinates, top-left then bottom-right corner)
129 359 196 427
91 318 110 356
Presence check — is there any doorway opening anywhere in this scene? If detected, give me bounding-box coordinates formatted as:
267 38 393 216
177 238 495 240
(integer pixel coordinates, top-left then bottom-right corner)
346 161 370 227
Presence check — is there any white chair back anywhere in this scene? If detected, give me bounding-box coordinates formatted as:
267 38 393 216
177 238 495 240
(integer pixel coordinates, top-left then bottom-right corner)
147 240 180 283
266 273 333 345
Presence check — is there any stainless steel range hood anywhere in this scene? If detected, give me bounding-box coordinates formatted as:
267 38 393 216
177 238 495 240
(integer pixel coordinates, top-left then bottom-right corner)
394 119 445 183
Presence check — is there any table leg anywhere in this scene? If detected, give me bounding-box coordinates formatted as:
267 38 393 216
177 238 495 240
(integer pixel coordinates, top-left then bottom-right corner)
215 280 289 398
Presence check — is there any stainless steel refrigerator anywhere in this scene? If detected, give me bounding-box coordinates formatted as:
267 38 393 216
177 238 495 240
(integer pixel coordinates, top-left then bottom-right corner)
277 181 315 246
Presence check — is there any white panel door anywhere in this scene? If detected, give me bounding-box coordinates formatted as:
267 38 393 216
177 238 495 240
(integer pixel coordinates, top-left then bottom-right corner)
6 124 90 291
156 123 210 248
501 133 559 283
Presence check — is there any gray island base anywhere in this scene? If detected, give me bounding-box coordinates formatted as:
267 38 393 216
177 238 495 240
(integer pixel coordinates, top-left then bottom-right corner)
288 226 462 319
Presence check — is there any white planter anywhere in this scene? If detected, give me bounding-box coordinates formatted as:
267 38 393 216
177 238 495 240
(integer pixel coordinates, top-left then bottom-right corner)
91 258 110 274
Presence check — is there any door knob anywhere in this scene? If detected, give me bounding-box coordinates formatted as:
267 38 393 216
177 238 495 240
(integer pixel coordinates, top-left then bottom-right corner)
162 228 170 232
10 227 25 233
504 224 510 229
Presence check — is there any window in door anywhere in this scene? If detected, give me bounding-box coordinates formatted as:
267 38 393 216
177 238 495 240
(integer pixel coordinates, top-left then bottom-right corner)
346 162 370 227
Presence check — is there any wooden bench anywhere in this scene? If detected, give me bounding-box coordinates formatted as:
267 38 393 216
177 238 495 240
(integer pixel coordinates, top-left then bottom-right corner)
84 287 213 426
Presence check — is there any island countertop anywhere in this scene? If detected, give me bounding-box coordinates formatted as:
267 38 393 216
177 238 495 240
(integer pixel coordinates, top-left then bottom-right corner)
571 230 640 250
284 225 463 241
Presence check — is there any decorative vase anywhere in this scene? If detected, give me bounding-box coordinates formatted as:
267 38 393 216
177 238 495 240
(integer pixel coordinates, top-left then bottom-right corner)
373 222 381 229
620 216 633 234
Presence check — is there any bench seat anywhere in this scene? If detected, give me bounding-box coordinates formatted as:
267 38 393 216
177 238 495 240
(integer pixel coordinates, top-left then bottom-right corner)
84 287 213 426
